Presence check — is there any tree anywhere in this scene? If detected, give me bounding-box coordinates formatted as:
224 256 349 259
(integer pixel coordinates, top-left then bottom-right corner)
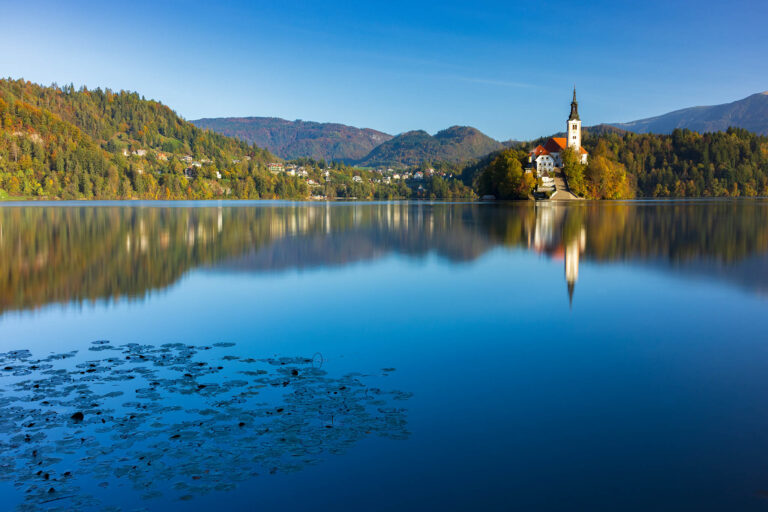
561 146 586 197
585 155 634 199
477 149 535 199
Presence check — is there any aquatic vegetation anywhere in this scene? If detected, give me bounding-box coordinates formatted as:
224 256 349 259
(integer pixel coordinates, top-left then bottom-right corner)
0 342 411 511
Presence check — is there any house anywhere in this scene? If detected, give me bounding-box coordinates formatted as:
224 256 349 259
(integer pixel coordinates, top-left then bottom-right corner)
413 171 424 180
215 171 222 179
528 89 589 173
268 162 284 174
352 176 362 183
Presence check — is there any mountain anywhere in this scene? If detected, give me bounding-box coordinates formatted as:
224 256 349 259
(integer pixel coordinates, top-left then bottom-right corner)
611 92 768 134
356 126 504 168
191 117 392 162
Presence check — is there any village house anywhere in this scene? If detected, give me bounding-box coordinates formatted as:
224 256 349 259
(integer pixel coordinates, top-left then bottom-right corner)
268 163 284 174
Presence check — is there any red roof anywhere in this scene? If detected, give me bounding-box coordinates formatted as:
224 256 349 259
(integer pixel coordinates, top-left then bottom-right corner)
543 137 588 155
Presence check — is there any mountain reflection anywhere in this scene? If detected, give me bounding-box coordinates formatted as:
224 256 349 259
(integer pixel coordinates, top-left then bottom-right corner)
2 200 768 314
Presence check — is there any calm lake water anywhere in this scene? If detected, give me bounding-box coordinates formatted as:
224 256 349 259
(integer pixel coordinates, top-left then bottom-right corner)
2 199 768 511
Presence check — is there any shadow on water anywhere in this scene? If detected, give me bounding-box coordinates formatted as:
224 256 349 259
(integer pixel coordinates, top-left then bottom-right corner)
2 200 768 315
0 342 410 510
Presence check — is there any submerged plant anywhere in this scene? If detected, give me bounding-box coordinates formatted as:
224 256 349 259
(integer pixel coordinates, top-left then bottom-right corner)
0 342 411 511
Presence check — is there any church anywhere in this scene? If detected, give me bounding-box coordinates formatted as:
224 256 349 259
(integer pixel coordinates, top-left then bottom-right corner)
529 89 589 173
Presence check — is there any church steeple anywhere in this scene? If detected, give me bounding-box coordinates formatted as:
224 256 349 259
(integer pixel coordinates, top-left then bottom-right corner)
566 87 582 150
568 86 580 121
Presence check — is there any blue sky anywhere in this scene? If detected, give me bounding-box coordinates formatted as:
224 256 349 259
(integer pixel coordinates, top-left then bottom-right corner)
1 0 766 140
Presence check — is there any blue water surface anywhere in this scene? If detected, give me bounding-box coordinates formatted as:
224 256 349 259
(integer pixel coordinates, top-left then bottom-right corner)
1 200 768 511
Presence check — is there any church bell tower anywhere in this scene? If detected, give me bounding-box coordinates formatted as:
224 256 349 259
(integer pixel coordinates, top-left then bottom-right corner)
567 87 581 150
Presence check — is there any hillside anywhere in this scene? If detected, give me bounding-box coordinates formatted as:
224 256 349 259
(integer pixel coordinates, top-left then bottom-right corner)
0 78 289 199
611 92 768 135
357 126 503 168
191 117 392 162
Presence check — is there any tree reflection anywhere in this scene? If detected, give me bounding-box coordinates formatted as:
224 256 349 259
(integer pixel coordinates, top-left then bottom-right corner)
2 200 768 313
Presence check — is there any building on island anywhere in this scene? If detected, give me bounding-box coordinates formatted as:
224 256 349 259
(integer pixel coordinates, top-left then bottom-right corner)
528 89 589 173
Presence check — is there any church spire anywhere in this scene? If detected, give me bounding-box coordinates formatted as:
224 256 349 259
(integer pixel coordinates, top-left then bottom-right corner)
569 86 580 121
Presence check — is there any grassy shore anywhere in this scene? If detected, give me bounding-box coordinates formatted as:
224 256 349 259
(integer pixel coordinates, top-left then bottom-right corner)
0 190 32 201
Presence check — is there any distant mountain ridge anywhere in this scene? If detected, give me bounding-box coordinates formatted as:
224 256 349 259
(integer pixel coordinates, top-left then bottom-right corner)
193 91 768 167
191 117 392 162
611 92 768 135
356 126 504 168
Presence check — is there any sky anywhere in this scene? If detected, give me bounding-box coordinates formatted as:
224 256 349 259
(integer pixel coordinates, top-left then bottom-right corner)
1 0 767 141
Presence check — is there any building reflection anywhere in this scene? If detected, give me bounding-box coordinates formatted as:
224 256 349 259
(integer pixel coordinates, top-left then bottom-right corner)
528 203 586 307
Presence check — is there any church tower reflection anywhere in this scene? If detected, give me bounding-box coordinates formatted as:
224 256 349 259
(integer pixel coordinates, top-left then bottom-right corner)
564 226 586 307
529 204 586 307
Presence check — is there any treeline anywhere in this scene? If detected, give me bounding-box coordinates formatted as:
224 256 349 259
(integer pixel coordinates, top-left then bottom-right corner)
472 128 768 199
584 128 768 197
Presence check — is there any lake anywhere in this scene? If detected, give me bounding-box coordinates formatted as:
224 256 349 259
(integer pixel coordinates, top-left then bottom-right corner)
2 199 768 511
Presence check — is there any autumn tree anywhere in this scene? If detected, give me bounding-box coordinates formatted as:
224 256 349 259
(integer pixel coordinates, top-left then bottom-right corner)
477 149 535 199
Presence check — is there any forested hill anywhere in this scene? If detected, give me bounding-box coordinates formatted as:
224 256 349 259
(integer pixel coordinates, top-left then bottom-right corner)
356 126 503 168
612 92 768 135
191 117 392 162
0 78 280 199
